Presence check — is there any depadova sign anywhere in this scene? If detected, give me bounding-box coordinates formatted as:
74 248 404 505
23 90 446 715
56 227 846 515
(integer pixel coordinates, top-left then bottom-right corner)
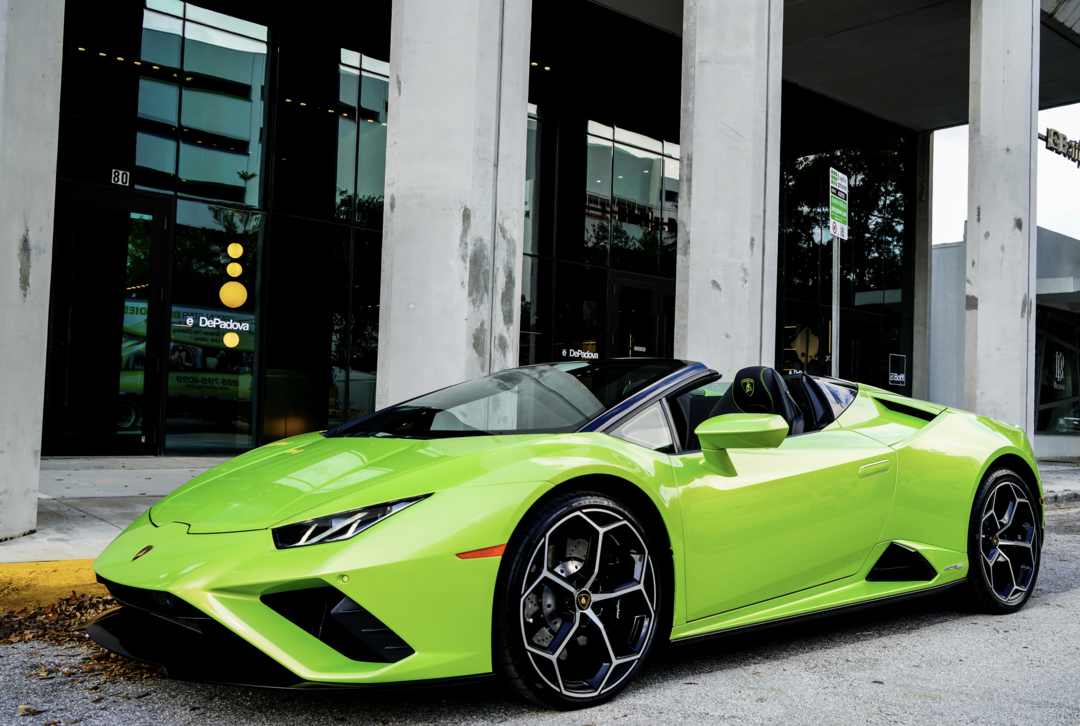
1040 128 1080 168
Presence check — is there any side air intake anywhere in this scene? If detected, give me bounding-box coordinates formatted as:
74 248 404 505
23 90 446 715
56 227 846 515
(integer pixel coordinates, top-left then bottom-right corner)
866 543 938 582
262 587 414 663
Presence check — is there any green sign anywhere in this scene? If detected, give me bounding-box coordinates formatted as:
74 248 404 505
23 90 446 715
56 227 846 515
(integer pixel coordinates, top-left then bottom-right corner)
829 167 849 240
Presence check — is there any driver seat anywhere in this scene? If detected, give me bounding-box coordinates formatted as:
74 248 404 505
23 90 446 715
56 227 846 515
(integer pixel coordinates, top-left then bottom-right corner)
712 366 805 436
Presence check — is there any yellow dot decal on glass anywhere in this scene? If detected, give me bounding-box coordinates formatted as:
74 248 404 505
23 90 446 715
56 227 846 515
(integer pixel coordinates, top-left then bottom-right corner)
223 332 240 348
227 243 244 259
226 262 242 277
219 281 248 308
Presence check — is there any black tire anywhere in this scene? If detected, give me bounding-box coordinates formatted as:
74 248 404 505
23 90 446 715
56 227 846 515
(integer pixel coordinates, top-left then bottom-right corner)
965 466 1041 614
493 490 661 709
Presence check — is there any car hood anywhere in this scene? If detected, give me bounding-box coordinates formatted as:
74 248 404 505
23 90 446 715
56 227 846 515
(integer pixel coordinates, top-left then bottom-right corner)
150 431 547 533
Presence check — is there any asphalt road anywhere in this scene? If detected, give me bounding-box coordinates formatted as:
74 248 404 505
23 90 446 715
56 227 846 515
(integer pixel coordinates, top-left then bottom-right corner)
4 508 1079 726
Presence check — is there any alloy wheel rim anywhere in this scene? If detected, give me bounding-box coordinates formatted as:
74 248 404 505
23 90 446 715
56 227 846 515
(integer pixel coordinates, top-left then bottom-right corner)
518 508 656 698
980 479 1038 605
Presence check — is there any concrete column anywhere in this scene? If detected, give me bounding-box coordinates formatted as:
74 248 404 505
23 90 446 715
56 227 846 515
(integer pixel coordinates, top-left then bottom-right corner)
376 0 532 408
912 131 934 401
0 1 65 541
675 0 783 377
964 0 1040 431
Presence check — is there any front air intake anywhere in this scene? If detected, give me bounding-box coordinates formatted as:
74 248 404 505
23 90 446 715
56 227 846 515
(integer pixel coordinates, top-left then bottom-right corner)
261 587 414 663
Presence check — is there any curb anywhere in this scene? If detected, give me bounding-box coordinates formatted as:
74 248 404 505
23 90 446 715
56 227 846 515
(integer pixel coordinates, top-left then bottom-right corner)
1046 491 1080 509
0 560 106 612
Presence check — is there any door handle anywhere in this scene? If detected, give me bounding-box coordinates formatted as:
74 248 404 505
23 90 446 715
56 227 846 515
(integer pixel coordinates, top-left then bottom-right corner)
858 460 890 478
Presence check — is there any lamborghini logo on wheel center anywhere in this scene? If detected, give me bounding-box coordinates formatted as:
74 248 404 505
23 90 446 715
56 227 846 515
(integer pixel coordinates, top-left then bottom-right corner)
132 545 153 561
576 590 592 611
742 378 755 396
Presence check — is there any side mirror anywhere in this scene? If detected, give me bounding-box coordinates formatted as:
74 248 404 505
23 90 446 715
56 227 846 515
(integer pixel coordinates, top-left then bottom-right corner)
694 414 788 475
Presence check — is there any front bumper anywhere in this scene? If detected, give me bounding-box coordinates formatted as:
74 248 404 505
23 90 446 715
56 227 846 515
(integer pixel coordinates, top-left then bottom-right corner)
85 605 493 690
90 480 549 687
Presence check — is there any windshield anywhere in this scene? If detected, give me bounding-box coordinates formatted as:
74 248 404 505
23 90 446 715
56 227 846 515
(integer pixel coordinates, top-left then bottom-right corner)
334 359 687 439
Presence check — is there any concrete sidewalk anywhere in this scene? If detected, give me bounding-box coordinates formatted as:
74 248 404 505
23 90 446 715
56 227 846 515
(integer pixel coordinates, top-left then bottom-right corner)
0 454 1077 609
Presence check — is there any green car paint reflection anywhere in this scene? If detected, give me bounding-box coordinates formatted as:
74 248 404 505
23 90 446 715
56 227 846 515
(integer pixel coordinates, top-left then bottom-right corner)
91 360 1043 707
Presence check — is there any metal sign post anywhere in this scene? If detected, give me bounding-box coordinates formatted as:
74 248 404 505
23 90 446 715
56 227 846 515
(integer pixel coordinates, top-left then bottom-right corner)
829 168 849 378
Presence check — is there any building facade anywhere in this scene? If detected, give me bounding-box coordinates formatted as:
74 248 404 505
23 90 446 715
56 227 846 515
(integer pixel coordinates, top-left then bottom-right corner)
2 0 1080 540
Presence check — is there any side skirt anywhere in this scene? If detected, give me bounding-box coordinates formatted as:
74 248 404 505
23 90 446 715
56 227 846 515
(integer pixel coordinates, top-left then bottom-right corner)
668 579 966 647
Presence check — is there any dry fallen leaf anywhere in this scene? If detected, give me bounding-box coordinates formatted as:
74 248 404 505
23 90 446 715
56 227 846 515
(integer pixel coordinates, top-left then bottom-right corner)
17 705 41 716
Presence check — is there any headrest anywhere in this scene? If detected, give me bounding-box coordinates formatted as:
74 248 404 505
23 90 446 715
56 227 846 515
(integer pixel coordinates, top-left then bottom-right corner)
729 366 785 415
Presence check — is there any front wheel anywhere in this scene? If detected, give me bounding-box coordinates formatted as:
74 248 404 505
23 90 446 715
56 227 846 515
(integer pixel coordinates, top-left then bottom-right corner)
493 491 661 709
965 467 1041 614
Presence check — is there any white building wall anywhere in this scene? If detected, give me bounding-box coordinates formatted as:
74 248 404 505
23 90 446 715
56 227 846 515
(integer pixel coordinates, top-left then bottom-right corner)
930 241 966 410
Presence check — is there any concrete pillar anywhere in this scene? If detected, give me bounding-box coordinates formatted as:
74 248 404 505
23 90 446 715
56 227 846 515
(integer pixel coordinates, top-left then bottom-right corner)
964 0 1040 431
912 131 934 401
674 0 783 377
375 0 531 408
0 1 65 540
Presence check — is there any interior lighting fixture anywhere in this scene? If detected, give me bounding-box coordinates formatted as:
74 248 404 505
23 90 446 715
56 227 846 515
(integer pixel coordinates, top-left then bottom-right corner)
134 61 141 65
153 65 160 69
223 332 240 348
644 170 649 173
328 109 335 113
98 52 106 56
530 62 537 66
544 66 550 71
286 98 292 102
227 243 244 259
227 262 242 277
186 77 192 81
117 57 124 61
78 47 85 51
300 102 307 106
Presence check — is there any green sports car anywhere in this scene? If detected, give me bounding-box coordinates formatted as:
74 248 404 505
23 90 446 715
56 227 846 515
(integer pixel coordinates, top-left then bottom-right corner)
89 359 1044 708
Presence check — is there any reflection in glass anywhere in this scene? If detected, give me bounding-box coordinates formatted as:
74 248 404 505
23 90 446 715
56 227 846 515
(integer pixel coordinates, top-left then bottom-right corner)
166 200 264 451
583 135 613 266
119 213 154 436
661 157 679 277
524 115 541 255
348 230 382 419
1034 310 1080 433
611 143 662 274
135 4 270 205
519 254 552 365
356 68 389 227
553 263 607 361
179 21 267 205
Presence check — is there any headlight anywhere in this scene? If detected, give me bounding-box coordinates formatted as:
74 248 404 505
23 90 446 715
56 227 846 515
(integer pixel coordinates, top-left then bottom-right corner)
272 495 429 549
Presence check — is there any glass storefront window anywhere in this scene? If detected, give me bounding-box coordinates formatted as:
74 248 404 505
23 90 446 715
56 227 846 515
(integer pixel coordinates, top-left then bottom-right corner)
552 263 608 362
1036 306 1080 434
524 111 541 255
348 230 383 419
611 143 662 274
519 254 552 365
582 134 613 267
165 199 265 451
178 21 268 205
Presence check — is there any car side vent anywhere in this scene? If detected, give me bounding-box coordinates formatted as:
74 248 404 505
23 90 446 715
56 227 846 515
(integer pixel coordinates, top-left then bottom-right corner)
261 587 414 663
866 543 938 582
875 397 939 422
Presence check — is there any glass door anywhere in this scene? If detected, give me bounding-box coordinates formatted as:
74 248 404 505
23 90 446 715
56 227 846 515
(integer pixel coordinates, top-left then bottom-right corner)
610 275 677 359
43 189 170 455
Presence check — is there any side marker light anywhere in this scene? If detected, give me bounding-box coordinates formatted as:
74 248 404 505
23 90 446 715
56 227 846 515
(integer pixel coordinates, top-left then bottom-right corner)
457 544 506 559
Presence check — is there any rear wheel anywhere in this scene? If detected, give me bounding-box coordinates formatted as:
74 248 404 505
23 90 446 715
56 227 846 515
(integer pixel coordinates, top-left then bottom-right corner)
966 467 1041 614
493 491 660 709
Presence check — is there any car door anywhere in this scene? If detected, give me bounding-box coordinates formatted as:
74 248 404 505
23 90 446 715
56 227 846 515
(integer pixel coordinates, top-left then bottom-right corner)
672 427 896 622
